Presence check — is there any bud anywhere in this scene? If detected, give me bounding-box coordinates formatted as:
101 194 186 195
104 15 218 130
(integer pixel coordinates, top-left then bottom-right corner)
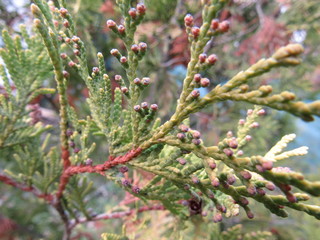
115 75 122 82
65 37 71 43
256 165 265 173
74 147 80 153
121 87 128 94
63 70 69 78
191 90 200 98
227 175 236 185
238 119 245 125
68 61 76 67
191 176 200 184
118 25 125 34
141 102 148 109
245 135 252 141
211 178 220 187
239 197 249 205
246 210 254 219
134 78 141 85
139 42 148 51
134 105 141 112
110 49 120 57
132 186 140 194
192 139 201 145
60 53 67 59
286 193 297 203
258 109 266 116
261 160 273 170
257 188 266 196
73 44 80 49
250 122 259 128
247 109 253 115
207 54 218 65
213 213 222 223
177 133 185 140
228 139 238 149
72 36 80 43
150 104 158 111
184 14 194 27
223 148 233 157
137 4 146 15
200 78 210 87
199 53 207 63
179 124 189 132
63 20 70 28
192 130 201 139
106 19 117 29
247 185 256 195
211 19 219 30
240 171 252 180
177 158 187 165
119 166 129 173
92 67 99 74
120 56 127 63
191 27 200 39
131 44 139 53
73 49 80 56
142 77 150 85
218 20 230 32
128 8 137 18
59 8 68 18
237 150 244 156
194 73 202 83
209 162 216 170
227 131 233 138
66 129 73 137
265 182 276 191
122 179 131 187
69 141 75 148
85 158 93 166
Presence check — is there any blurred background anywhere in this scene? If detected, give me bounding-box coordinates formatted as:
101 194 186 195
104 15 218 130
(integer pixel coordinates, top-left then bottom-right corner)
0 0 319 239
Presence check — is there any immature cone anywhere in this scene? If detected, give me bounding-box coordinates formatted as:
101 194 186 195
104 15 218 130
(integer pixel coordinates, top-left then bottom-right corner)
121 87 128 94
177 158 187 165
137 3 146 15
131 44 139 53
211 19 219 30
207 54 218 65
177 133 185 140
150 104 158 111
184 14 194 27
141 102 148 109
106 19 117 29
191 90 200 98
200 78 210 87
128 8 137 18
59 8 68 18
191 27 200 39
142 77 150 85
139 42 147 52
194 74 202 83
218 20 230 32
118 25 125 35
199 53 207 63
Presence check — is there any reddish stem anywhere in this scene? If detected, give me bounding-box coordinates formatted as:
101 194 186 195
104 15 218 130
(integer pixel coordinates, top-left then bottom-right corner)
56 147 143 199
0 174 53 202
70 204 165 228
